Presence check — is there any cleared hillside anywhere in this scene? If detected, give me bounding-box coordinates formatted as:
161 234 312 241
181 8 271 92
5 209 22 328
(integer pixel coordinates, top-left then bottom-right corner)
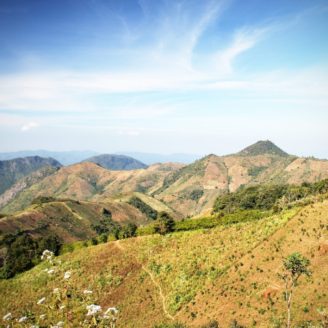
0 166 60 210
0 199 327 327
0 199 150 244
154 141 328 216
1 162 184 214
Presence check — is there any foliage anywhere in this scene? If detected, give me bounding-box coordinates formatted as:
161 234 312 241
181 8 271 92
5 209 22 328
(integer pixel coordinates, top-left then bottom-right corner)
248 165 267 177
119 223 137 239
229 320 245 328
0 233 61 279
128 196 158 220
189 189 204 201
31 196 57 205
213 179 328 213
175 210 266 232
283 253 311 279
154 212 175 235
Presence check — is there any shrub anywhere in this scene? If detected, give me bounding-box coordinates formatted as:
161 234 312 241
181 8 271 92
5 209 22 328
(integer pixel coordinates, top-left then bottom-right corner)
154 212 175 235
128 196 158 220
119 223 137 239
201 320 219 328
0 233 62 279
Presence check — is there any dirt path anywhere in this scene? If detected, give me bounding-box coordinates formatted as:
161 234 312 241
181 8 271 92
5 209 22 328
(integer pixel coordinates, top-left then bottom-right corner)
59 202 84 221
114 240 174 321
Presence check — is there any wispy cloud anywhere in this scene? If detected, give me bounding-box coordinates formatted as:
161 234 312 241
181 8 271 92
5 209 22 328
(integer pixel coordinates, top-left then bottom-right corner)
213 27 268 75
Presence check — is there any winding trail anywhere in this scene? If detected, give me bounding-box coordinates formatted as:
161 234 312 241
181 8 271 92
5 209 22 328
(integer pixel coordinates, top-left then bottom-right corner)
114 240 174 321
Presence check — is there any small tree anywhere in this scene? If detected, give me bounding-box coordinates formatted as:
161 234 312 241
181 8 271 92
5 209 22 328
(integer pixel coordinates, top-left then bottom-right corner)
279 253 311 328
154 212 175 235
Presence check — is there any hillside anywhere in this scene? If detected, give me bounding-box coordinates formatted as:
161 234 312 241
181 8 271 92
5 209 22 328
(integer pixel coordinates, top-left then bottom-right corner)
83 154 147 170
0 198 150 243
0 162 184 215
0 198 327 327
2 141 328 218
0 156 62 196
153 141 328 216
0 166 60 210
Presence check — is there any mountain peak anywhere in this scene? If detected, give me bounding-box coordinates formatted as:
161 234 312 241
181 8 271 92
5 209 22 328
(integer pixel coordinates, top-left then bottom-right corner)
237 140 289 157
83 154 147 170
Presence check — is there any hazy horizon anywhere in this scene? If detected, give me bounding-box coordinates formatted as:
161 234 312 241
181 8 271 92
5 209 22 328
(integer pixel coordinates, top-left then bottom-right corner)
1 0 328 158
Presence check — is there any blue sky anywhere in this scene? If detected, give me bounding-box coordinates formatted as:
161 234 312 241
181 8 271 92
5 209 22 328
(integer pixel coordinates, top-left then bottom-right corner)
0 0 328 157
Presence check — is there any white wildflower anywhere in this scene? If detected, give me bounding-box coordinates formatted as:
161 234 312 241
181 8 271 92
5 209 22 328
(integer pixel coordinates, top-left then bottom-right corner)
53 288 59 294
47 269 55 275
39 314 46 320
63 271 71 280
86 304 102 316
3 313 12 321
41 250 54 261
37 297 46 305
103 307 119 319
105 307 118 315
83 290 93 295
59 305 65 310
18 316 28 323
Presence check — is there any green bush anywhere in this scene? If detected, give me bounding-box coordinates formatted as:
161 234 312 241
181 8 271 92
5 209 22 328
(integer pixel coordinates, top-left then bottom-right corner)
119 223 137 239
154 212 175 235
128 196 158 220
0 233 61 279
213 179 328 214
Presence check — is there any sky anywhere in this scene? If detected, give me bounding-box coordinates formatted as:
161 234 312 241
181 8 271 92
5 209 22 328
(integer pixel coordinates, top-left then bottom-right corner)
0 0 328 158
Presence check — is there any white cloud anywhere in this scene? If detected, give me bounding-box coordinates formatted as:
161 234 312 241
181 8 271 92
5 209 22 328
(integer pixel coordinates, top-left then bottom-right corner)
213 27 267 75
21 122 39 132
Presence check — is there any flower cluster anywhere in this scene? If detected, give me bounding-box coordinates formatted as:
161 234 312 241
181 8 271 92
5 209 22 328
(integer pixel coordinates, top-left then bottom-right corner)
2 248 119 327
41 249 54 262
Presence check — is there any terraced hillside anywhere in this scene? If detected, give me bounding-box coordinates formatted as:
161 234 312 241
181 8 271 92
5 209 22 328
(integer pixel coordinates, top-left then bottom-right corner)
1 199 327 327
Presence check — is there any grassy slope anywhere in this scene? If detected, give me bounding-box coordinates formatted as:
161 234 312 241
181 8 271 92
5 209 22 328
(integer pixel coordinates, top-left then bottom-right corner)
0 199 149 243
1 200 327 327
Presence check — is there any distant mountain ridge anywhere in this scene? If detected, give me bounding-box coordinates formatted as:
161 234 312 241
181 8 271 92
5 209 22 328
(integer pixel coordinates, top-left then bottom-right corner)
0 156 61 196
2 140 328 217
0 150 98 166
83 154 147 170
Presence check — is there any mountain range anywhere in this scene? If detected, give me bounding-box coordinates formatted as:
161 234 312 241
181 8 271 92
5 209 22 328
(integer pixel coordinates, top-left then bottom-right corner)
1 141 328 218
0 150 200 165
0 141 328 217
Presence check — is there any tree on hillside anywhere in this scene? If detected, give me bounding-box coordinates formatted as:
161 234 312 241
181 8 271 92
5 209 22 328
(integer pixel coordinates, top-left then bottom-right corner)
278 253 311 328
154 212 175 235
